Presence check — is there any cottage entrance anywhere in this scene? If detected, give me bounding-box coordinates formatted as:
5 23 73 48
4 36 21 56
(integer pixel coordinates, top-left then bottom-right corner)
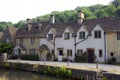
38 44 49 61
58 48 63 61
87 48 94 63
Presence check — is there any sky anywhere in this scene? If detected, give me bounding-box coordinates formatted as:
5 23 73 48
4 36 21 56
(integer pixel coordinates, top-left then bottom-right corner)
0 0 112 23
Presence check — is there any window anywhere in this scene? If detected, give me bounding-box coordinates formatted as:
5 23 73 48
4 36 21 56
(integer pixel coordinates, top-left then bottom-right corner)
6 38 10 43
110 52 114 57
64 33 70 40
30 37 34 44
48 34 53 40
29 49 35 55
67 49 72 56
77 49 83 56
79 32 85 39
52 49 54 55
99 49 102 57
59 50 63 55
94 30 101 38
117 32 120 40
20 38 23 44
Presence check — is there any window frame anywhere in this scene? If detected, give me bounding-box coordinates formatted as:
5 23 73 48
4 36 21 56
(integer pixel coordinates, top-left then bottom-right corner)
48 34 53 40
94 30 101 38
99 49 103 57
117 32 120 40
30 37 34 44
29 49 36 55
64 33 70 40
79 31 85 39
67 49 72 56
77 49 83 56
20 38 23 44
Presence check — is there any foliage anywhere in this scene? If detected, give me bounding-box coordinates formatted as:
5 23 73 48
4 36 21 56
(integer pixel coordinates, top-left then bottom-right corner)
107 57 116 64
0 0 120 30
4 63 10 69
21 54 39 61
9 55 19 59
46 52 52 61
0 42 14 54
75 51 88 62
42 66 72 78
102 77 107 80
0 22 13 31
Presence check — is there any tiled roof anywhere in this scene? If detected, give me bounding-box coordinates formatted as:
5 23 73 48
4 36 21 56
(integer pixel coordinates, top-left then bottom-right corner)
2 26 17 42
16 17 120 38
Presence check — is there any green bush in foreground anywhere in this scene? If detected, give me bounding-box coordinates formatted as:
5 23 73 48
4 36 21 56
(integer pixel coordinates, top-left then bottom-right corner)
21 54 39 61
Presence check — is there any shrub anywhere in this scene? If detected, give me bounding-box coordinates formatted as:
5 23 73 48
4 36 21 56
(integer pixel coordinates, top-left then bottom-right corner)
62 58 68 62
4 62 10 69
67 69 72 77
107 57 116 64
102 77 107 80
21 54 39 61
10 55 19 59
75 52 88 62
46 52 52 61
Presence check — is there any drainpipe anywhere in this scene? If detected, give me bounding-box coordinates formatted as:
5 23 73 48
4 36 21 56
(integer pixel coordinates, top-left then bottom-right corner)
53 36 56 58
104 32 107 63
74 35 77 57
46 36 56 59
75 34 89 45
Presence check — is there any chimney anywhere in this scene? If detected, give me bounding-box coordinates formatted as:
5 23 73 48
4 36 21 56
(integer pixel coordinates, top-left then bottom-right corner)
78 10 84 24
50 14 55 24
27 18 32 31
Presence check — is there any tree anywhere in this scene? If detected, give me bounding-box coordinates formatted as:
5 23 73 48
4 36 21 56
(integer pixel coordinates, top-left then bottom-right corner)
111 0 120 8
0 42 14 55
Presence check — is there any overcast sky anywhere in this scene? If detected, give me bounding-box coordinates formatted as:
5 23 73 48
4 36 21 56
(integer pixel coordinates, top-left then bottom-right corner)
0 0 112 23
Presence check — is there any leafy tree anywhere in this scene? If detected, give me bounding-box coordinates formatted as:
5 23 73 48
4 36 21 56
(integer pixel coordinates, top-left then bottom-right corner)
0 42 14 54
111 0 120 8
14 20 26 28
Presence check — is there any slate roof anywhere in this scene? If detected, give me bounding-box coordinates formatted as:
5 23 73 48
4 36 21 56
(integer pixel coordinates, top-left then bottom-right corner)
2 26 17 42
16 17 120 38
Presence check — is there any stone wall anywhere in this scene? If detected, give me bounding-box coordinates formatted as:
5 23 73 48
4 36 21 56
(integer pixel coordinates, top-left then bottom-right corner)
0 62 120 80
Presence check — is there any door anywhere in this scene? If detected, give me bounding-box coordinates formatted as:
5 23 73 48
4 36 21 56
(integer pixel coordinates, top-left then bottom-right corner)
58 49 63 61
88 49 94 63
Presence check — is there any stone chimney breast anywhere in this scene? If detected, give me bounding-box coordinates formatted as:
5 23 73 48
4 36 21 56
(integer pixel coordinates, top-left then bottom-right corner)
50 14 55 24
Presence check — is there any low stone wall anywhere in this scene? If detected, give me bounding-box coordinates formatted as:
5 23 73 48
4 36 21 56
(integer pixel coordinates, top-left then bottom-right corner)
0 62 120 80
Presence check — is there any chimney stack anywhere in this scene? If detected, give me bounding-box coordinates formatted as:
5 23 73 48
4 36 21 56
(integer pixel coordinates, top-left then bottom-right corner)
50 14 55 24
26 18 32 31
78 10 84 24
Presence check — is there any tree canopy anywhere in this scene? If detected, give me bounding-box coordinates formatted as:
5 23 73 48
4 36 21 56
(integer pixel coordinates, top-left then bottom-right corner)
0 0 119 30
0 42 14 54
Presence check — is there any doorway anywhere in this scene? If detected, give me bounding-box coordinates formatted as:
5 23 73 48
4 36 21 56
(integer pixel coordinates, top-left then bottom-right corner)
88 49 94 63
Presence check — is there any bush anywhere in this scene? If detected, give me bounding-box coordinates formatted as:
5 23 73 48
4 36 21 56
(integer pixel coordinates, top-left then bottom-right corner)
75 52 88 62
10 55 19 59
62 58 68 62
21 54 39 61
107 57 116 64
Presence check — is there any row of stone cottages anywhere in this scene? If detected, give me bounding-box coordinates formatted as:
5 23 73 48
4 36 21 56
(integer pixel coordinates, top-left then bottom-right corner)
0 11 120 63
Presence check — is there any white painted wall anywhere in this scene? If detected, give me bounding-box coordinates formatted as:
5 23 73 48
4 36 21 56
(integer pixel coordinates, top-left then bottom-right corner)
76 25 105 62
55 28 75 61
40 29 55 52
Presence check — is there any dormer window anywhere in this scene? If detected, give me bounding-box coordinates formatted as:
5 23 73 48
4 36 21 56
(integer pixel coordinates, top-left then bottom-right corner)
79 31 85 39
64 33 70 40
48 34 53 40
94 30 101 38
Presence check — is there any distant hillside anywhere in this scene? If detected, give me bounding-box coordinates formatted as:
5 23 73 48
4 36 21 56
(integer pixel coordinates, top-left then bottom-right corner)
0 0 120 31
